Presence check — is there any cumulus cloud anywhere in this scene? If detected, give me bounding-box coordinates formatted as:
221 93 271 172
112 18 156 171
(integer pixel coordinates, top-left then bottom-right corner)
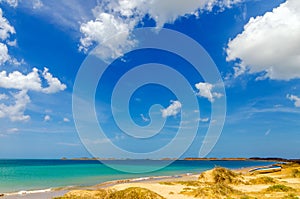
44 115 51 122
79 0 242 60
0 8 15 40
226 0 300 80
287 94 300 107
0 5 66 122
161 100 182 118
0 67 66 93
41 68 67 93
0 0 18 7
195 82 223 102
0 68 66 121
0 90 30 121
79 12 136 60
0 43 10 65
0 7 20 66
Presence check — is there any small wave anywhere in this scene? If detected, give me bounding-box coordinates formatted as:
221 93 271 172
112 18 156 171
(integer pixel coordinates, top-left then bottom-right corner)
4 188 52 196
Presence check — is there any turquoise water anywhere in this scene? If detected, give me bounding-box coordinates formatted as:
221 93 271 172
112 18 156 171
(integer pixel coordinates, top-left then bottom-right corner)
0 159 274 193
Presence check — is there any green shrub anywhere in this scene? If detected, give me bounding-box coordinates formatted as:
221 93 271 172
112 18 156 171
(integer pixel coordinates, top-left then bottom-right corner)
266 184 294 192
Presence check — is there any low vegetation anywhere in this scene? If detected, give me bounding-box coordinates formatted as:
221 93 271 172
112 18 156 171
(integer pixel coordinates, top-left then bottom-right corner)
198 167 244 185
249 176 276 184
282 193 299 199
291 169 300 178
266 184 295 192
109 187 166 199
54 189 112 199
54 187 165 199
160 180 202 186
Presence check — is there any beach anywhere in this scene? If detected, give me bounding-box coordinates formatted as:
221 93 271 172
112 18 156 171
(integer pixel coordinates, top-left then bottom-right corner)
2 162 300 199
55 162 300 199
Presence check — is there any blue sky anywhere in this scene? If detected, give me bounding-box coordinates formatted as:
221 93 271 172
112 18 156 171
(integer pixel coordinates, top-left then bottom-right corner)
0 0 300 159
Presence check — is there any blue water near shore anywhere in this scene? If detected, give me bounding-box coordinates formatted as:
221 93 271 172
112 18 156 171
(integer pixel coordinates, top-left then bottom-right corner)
0 159 275 193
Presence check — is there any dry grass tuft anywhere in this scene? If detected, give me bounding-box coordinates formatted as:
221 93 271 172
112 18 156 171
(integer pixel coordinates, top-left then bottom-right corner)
249 176 276 184
54 189 112 199
265 184 295 192
180 183 241 199
199 167 244 185
282 193 299 199
54 187 165 199
291 169 300 178
109 187 166 199
160 180 202 187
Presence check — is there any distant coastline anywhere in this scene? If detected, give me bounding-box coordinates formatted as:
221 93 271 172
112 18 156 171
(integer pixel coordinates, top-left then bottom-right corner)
61 157 300 163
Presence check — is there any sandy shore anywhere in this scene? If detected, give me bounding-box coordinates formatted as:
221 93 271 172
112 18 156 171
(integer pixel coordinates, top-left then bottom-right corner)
54 163 300 199
2 163 300 199
1 190 67 199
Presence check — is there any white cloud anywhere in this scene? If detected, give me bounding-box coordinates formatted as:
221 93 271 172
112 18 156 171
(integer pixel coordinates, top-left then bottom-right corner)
195 82 223 102
0 0 18 7
7 127 19 133
79 0 242 60
226 0 300 80
44 115 51 122
0 7 20 66
0 67 66 93
17 1 95 31
198 117 209 122
63 117 70 122
79 12 136 60
32 0 43 9
0 68 42 91
0 68 66 121
0 43 10 65
0 90 30 121
0 5 66 122
0 127 19 137
0 93 8 100
7 39 17 47
0 8 15 40
161 100 182 118
41 68 67 93
287 94 300 107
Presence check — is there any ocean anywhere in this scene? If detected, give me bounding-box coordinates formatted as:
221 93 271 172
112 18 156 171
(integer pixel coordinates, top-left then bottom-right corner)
0 159 275 194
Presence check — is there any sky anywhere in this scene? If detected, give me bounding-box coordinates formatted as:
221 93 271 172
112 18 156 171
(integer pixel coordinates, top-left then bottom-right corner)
0 0 300 159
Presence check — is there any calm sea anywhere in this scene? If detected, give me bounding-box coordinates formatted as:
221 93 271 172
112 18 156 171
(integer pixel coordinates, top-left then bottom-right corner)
0 159 274 193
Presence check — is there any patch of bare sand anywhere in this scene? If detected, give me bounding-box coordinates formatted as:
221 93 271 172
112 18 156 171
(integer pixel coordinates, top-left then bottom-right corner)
112 182 195 199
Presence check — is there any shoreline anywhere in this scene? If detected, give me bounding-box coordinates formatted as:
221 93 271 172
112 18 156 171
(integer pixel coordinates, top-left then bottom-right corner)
56 162 300 199
0 163 277 199
0 173 198 198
